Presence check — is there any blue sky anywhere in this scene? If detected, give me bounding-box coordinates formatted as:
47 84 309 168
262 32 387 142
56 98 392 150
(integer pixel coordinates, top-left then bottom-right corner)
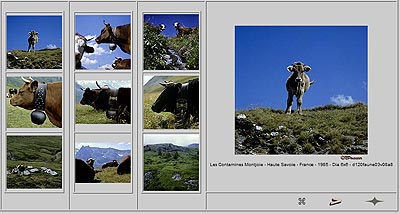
235 26 368 110
144 14 199 38
7 16 62 51
76 15 131 69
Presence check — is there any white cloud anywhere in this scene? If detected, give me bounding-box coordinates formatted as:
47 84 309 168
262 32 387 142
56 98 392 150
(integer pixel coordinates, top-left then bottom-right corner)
99 64 113 70
81 56 97 65
86 40 111 56
76 80 131 89
330 94 355 106
46 44 57 49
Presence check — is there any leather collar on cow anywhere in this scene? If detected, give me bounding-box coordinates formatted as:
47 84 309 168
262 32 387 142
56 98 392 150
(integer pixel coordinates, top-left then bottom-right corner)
176 83 189 114
110 27 119 44
34 83 47 110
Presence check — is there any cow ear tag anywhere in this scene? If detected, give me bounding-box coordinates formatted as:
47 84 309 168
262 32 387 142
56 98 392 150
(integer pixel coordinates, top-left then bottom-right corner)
31 109 47 125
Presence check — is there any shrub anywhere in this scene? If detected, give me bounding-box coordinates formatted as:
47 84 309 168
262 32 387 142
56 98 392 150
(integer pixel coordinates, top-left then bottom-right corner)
302 143 316 154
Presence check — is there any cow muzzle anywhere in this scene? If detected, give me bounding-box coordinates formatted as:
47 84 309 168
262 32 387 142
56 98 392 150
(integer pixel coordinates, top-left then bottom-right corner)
84 46 95 54
295 78 302 83
151 104 162 113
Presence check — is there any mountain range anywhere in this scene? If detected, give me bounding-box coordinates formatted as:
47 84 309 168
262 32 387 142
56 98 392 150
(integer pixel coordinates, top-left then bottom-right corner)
75 146 131 169
144 143 199 153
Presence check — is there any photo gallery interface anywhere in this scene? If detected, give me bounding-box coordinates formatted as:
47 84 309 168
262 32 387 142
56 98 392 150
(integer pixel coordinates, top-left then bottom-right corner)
0 0 398 212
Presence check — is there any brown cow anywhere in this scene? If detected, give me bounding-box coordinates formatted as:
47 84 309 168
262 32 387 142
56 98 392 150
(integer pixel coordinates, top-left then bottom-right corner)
10 77 62 127
173 22 198 37
117 155 131 175
285 61 315 115
102 160 119 169
112 57 131 69
95 20 131 54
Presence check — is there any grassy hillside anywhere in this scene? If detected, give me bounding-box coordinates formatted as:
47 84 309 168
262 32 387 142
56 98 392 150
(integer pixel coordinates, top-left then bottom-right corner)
143 22 199 70
236 103 368 155
143 76 199 129
8 48 62 69
7 136 62 189
93 167 131 183
7 100 56 128
75 104 117 124
144 145 199 191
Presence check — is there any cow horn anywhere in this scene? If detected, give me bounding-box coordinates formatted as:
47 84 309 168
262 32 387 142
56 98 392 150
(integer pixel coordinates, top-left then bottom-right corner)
103 20 109 26
96 81 102 89
80 87 85 91
28 77 34 81
21 76 31 83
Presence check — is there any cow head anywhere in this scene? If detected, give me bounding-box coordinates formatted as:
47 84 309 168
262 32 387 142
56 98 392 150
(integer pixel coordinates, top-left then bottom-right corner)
159 24 166 31
80 88 98 106
112 57 122 68
95 20 117 44
173 22 180 28
86 158 95 168
151 81 181 113
28 30 38 37
10 77 38 110
287 61 311 83
87 81 111 111
75 33 95 68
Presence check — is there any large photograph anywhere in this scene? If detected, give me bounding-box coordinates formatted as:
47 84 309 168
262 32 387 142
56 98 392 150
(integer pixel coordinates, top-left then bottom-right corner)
7 15 62 69
235 26 368 155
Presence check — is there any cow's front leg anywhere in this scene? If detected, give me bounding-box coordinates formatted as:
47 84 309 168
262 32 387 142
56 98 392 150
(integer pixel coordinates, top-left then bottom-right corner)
285 92 294 114
297 94 303 115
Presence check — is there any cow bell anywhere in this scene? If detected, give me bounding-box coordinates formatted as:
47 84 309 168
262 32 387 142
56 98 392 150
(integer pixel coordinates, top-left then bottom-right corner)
31 109 47 125
109 43 117 51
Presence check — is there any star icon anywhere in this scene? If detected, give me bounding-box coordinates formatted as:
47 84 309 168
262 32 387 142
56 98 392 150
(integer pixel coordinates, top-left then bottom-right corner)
366 197 383 206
